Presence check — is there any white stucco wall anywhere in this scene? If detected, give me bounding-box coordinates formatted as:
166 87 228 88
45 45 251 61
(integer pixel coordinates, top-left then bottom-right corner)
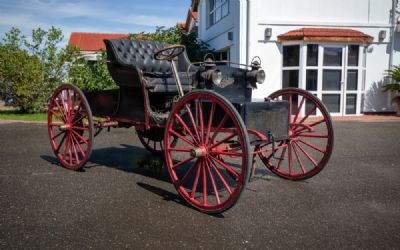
198 0 400 113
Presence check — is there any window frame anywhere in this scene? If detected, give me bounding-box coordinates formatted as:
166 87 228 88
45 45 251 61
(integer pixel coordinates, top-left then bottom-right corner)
281 42 366 116
208 0 230 28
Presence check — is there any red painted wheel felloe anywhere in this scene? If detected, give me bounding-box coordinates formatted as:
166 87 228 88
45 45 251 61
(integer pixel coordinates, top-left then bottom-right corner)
47 84 94 170
258 88 334 180
136 128 166 155
164 90 251 213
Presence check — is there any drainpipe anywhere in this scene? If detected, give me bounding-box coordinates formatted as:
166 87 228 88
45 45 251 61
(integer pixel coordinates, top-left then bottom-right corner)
246 0 252 66
389 0 397 71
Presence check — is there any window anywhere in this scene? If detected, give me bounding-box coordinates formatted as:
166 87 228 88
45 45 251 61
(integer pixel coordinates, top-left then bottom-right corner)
281 43 366 115
208 0 229 27
214 49 230 65
282 45 300 88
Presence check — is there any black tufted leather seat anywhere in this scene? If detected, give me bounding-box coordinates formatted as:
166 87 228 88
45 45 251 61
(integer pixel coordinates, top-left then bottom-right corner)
104 38 192 93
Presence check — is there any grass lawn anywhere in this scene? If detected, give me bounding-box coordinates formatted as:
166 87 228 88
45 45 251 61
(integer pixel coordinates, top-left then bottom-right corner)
0 110 47 122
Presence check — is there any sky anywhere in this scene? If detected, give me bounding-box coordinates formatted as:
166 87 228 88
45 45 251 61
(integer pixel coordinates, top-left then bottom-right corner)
0 0 188 47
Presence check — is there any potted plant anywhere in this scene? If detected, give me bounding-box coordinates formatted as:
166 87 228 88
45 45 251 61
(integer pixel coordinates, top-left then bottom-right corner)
384 66 400 116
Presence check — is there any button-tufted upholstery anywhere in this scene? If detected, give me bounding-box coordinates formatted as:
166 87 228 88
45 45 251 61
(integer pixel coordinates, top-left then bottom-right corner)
104 38 193 92
105 38 171 73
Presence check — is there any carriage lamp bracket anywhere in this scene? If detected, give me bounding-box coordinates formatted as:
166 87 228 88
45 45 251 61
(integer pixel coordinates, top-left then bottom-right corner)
250 56 262 70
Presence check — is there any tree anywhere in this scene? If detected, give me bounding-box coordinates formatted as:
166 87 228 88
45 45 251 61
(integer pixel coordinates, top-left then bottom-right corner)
384 66 400 92
133 26 213 62
0 27 78 113
68 50 117 91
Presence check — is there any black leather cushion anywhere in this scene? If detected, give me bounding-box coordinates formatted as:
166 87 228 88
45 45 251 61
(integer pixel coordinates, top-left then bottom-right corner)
105 38 171 73
144 72 192 92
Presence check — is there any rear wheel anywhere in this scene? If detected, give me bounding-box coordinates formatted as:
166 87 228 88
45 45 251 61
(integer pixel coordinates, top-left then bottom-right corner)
47 84 94 170
258 88 334 180
136 127 166 155
164 90 251 213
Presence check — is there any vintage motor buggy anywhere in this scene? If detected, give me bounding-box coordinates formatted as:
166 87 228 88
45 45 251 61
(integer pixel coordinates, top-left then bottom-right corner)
47 38 334 213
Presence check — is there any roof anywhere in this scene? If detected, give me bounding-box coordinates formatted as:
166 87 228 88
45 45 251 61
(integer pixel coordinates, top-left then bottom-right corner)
278 28 373 43
68 32 129 51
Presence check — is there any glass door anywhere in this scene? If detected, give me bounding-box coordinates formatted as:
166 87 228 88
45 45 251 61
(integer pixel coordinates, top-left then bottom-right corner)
320 45 345 116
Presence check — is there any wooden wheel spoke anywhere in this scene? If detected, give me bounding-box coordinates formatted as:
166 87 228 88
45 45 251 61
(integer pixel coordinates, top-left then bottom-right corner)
288 142 293 175
208 132 237 150
66 88 71 122
63 134 70 162
197 99 205 144
294 118 326 134
55 133 67 153
168 147 192 152
298 138 326 153
293 96 305 123
298 105 317 124
297 133 328 138
185 104 201 144
71 133 85 156
207 158 232 194
71 136 80 165
174 114 199 145
71 130 89 145
50 109 65 123
191 162 202 198
292 142 306 173
51 130 64 140
54 97 67 122
210 113 229 143
214 151 242 157
205 102 216 145
169 129 195 147
173 157 195 170
201 161 207 205
179 159 199 185
209 155 239 178
294 141 317 166
276 144 288 170
204 160 221 205
72 114 85 126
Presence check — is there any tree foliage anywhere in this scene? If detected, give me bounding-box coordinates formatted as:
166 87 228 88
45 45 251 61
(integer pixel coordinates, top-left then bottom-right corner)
134 26 213 62
0 27 78 113
384 66 400 92
68 51 116 91
0 25 211 113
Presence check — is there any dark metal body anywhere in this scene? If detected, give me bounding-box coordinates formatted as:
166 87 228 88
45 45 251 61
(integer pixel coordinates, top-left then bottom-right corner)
84 38 289 140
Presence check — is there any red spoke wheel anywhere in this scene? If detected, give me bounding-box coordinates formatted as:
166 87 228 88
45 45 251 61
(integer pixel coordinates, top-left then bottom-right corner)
258 88 334 180
47 84 94 170
136 127 167 155
164 90 251 213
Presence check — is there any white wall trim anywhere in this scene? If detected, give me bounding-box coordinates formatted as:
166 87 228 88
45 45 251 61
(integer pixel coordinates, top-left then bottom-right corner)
258 21 391 29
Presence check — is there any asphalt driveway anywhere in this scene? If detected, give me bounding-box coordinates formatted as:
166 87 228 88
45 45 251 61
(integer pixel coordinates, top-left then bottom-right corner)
0 120 399 249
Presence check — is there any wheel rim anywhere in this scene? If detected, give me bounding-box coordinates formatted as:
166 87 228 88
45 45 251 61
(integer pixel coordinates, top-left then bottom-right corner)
136 128 165 155
259 88 334 180
47 84 93 170
165 91 250 213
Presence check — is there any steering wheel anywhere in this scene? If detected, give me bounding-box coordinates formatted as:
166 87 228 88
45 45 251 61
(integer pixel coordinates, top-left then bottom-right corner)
154 45 185 61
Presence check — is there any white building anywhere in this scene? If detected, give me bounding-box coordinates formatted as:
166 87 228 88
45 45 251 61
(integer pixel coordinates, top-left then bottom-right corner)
197 0 400 115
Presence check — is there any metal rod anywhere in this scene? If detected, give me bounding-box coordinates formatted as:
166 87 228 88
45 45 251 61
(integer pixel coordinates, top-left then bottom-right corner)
171 60 185 97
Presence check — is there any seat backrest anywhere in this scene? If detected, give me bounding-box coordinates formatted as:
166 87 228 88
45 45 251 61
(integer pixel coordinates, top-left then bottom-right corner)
105 38 172 73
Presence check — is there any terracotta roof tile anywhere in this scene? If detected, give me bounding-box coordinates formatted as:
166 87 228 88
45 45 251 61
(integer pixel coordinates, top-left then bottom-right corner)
68 32 129 51
278 28 373 43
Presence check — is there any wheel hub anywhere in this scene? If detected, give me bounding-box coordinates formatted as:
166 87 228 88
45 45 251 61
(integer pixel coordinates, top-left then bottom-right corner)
190 146 207 158
59 123 71 131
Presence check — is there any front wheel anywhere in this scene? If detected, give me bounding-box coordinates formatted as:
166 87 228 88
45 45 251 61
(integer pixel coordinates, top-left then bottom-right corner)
258 88 334 180
164 90 251 213
47 84 94 170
